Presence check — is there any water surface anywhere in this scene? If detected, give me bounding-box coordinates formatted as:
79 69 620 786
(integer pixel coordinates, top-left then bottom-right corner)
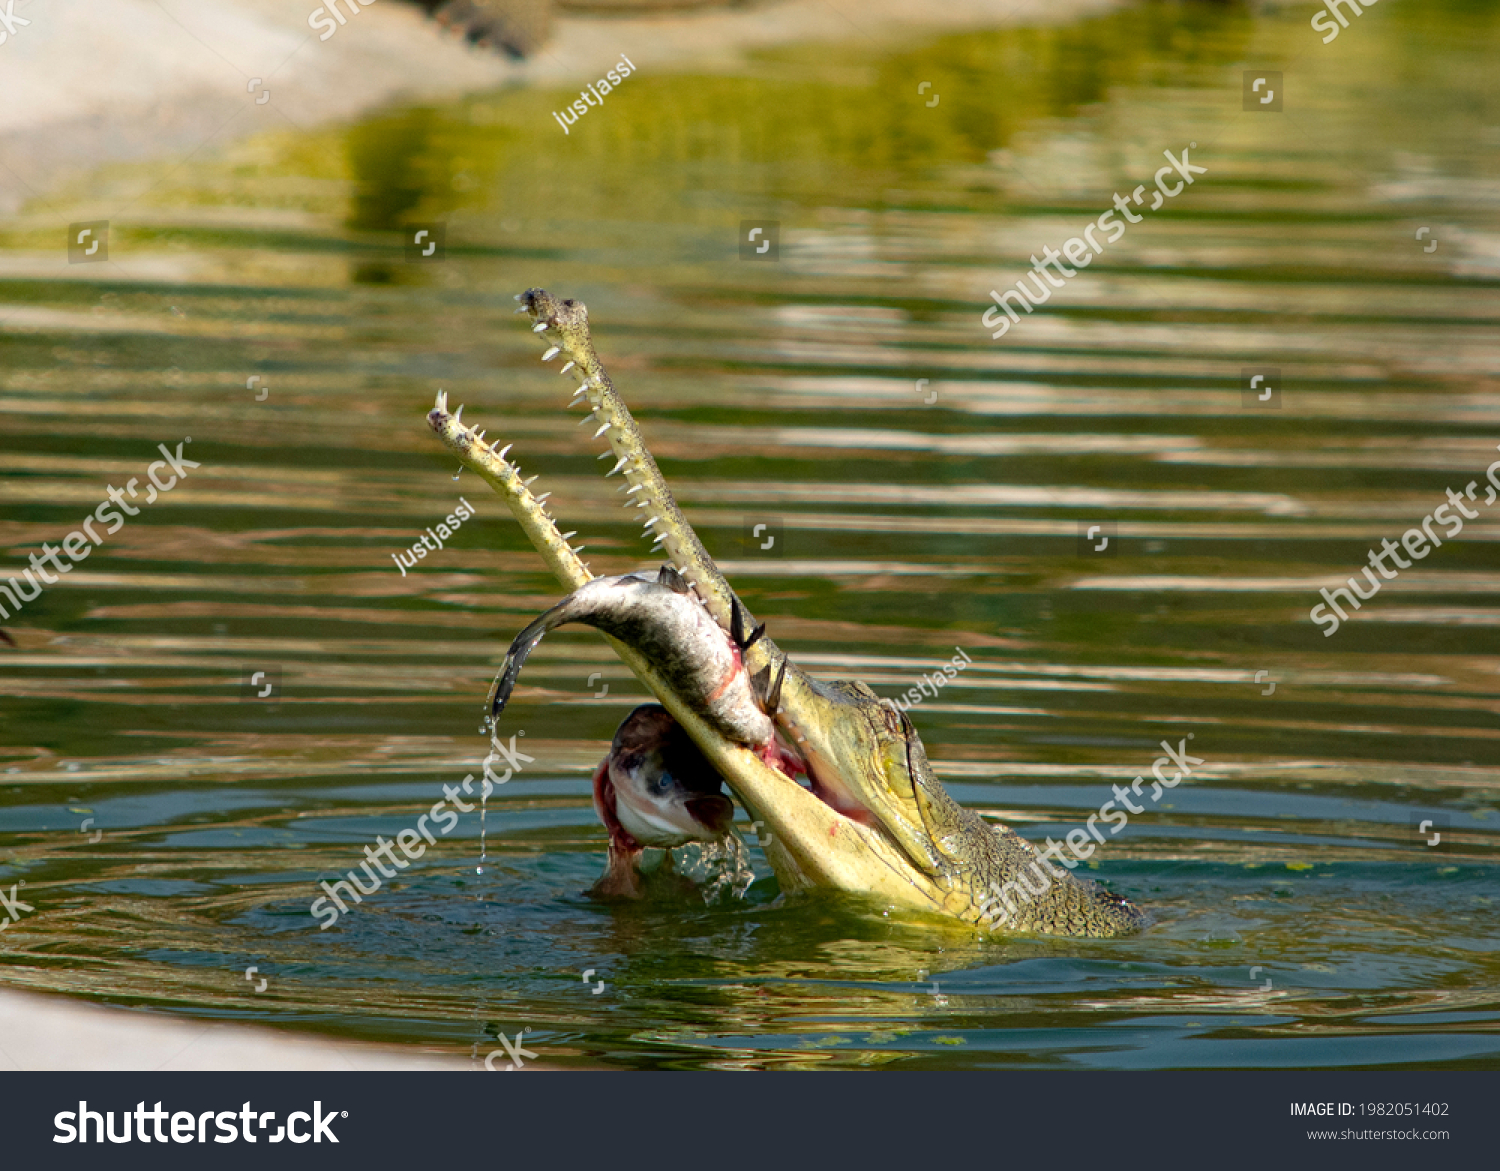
1 0 1497 1069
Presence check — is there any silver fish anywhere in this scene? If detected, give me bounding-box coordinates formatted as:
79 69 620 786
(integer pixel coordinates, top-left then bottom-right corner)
488 566 778 749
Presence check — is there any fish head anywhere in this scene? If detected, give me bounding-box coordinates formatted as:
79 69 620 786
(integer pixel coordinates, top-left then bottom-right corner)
599 704 735 849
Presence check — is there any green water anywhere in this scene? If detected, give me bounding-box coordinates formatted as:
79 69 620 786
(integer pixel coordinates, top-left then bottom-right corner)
1 0 1497 1069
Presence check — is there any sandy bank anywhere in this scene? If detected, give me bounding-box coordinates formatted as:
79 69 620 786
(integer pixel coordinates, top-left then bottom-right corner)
0 0 1119 212
0 983 487 1070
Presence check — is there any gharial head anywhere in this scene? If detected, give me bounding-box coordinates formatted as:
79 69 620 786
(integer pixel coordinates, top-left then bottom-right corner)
773 674 961 883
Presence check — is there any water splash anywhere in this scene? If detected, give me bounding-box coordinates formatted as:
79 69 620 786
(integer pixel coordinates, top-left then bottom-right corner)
473 776 488 875
473 713 511 876
676 835 756 903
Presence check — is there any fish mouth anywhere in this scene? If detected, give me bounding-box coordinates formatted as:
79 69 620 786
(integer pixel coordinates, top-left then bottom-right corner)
613 788 733 848
682 794 735 837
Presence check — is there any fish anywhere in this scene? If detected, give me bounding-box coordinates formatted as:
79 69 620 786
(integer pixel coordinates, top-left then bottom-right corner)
488 566 785 756
591 704 735 898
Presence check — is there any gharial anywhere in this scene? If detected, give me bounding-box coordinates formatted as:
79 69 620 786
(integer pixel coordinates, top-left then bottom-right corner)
427 288 1146 937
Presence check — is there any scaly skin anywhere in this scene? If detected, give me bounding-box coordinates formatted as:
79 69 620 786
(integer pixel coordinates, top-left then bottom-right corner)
427 292 1147 936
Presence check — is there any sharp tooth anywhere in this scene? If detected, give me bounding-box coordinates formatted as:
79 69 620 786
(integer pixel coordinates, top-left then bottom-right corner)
436 390 448 410
608 455 629 476
593 422 611 439
562 531 577 540
644 516 660 528
627 484 644 495
536 492 551 504
498 444 513 459
454 405 464 424
542 346 560 361
559 361 575 374
597 451 612 461
523 475 540 487
513 292 525 301
474 430 487 443
532 322 548 333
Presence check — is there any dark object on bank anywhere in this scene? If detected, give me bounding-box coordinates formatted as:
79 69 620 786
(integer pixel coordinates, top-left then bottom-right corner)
411 0 757 59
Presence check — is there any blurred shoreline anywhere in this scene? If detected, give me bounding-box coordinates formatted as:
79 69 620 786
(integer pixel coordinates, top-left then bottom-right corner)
0 984 475 1070
0 0 1119 213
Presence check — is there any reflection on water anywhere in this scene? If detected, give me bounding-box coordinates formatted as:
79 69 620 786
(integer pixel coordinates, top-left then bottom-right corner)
1 0 1498 1069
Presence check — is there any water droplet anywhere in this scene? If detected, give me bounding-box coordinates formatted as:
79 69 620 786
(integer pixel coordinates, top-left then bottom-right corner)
452 466 463 481
676 835 756 902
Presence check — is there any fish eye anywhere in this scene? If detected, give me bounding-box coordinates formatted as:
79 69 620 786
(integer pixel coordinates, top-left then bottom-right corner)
648 771 674 796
